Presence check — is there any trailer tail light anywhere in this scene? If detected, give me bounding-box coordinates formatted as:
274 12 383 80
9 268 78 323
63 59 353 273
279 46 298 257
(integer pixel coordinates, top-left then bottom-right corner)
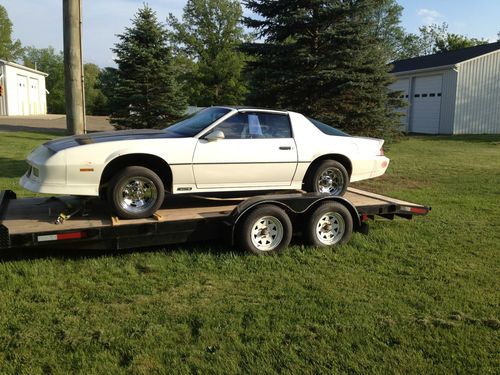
37 231 87 242
378 147 385 156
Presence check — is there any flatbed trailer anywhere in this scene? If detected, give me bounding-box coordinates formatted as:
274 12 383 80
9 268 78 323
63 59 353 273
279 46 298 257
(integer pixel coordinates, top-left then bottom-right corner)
0 188 430 254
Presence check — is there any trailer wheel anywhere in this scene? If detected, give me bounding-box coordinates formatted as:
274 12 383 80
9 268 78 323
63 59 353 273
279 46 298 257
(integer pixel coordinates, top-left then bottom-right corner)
306 202 353 247
237 205 292 255
107 166 165 219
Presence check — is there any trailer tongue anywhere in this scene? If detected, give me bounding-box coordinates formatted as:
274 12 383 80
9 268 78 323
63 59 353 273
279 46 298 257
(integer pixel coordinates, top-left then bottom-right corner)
0 188 430 254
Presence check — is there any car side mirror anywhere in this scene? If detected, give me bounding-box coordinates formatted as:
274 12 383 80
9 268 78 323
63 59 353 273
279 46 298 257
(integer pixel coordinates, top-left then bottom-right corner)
204 130 225 142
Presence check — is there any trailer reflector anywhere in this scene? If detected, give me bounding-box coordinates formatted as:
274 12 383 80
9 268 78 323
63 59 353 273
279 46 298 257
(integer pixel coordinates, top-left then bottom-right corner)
401 206 428 214
410 207 428 214
38 231 87 242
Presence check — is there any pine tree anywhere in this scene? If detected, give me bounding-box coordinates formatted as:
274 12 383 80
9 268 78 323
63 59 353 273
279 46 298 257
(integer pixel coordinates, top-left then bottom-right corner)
244 0 404 139
111 5 186 129
167 0 248 106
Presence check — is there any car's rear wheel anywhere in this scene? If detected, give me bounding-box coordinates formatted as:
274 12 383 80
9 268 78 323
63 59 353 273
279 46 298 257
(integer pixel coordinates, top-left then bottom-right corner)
107 166 164 219
306 160 349 196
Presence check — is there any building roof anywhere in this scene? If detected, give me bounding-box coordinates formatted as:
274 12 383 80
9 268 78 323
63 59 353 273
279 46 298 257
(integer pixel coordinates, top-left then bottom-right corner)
391 41 500 74
0 59 49 77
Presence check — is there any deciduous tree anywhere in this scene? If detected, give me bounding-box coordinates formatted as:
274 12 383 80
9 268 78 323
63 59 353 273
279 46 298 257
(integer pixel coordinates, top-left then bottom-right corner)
167 0 248 106
23 46 65 114
83 63 108 116
0 5 23 61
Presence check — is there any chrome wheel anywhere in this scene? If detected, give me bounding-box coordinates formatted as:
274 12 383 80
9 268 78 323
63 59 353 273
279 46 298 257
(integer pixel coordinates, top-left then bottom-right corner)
116 176 158 214
317 168 345 195
315 211 345 245
250 216 284 251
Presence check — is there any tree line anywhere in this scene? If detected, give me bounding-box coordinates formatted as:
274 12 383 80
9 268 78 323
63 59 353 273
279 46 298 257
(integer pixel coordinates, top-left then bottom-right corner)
0 1 496 138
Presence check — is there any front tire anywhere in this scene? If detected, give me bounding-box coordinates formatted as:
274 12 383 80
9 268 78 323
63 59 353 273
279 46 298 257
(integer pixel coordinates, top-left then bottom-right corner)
306 160 349 196
237 205 293 255
107 166 165 219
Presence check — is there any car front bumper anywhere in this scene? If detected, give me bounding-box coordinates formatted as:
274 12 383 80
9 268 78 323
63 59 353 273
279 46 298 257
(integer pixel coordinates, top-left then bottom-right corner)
20 172 99 196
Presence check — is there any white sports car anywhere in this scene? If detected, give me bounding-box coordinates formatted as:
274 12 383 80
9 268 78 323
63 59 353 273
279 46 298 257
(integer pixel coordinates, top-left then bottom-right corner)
21 106 389 219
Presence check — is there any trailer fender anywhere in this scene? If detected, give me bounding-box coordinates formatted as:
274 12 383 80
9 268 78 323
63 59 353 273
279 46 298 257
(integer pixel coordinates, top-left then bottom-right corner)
225 193 361 245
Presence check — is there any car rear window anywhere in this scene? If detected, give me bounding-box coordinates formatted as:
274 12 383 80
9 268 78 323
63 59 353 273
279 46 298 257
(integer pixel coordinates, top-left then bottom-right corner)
308 118 349 137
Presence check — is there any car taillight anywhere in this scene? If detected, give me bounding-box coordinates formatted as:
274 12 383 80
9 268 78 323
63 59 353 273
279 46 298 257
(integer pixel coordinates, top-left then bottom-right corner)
378 147 385 156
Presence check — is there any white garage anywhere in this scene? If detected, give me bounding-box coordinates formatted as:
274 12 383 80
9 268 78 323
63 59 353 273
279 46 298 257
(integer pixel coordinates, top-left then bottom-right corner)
0 60 48 116
390 42 500 134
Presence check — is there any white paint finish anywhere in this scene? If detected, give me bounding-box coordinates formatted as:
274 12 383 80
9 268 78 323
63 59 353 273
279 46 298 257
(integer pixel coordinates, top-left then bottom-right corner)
438 69 458 135
17 75 28 115
389 78 410 131
454 50 500 134
0 60 48 116
0 64 6 116
29 78 40 114
192 138 297 188
410 75 443 134
20 109 390 197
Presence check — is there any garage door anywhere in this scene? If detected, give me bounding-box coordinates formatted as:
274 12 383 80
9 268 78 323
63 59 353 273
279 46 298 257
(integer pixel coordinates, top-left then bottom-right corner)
411 75 442 134
389 78 410 131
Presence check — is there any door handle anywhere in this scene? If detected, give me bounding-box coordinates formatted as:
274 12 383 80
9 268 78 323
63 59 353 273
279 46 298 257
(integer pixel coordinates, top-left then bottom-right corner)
279 146 291 150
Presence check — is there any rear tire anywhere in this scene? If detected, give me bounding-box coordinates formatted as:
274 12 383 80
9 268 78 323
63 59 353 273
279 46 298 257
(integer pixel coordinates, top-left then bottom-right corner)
306 160 349 196
237 205 292 255
107 166 165 219
305 202 353 247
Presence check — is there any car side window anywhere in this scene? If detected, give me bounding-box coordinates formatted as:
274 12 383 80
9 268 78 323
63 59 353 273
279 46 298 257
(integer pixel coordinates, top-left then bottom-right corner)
213 112 292 139
212 113 248 139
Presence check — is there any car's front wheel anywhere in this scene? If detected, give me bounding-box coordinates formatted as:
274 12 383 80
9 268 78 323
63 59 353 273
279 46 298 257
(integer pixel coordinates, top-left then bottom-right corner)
306 160 349 196
107 166 165 219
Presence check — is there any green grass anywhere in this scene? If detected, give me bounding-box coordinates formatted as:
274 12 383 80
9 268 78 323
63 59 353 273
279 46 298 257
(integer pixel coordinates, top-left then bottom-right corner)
0 131 499 374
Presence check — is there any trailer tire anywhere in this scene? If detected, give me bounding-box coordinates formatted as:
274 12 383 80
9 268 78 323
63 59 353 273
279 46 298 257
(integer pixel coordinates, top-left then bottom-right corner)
305 202 353 247
237 205 292 255
107 166 165 219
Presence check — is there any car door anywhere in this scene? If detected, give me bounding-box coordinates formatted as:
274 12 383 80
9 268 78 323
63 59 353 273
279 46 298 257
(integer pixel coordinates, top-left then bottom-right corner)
192 111 298 189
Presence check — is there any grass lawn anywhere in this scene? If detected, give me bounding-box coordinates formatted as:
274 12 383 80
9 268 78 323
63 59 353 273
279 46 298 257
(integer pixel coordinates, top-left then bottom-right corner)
0 131 499 374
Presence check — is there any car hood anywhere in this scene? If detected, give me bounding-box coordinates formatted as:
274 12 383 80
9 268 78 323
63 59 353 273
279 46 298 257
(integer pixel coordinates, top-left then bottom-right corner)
43 129 184 152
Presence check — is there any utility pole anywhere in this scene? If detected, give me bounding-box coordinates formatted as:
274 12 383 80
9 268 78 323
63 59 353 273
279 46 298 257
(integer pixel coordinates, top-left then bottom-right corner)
63 0 85 135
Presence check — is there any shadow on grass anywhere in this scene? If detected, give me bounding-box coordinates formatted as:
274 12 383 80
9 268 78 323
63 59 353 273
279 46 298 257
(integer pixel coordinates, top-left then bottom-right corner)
0 240 242 262
407 134 500 143
0 157 29 178
0 236 310 262
0 124 66 134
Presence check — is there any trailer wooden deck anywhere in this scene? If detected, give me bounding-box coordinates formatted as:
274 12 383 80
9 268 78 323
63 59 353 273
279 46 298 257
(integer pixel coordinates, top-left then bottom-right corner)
1 188 427 237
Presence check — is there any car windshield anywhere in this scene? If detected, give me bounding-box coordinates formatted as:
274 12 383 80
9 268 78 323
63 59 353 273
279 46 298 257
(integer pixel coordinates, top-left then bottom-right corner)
164 107 232 137
308 118 349 136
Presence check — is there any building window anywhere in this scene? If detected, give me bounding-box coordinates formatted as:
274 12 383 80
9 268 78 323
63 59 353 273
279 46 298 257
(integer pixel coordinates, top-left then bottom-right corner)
430 93 436 97
437 93 442 97
415 94 420 98
422 94 428 97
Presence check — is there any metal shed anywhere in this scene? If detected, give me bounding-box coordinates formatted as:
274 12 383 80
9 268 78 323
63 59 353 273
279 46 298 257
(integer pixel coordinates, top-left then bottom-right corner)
0 60 48 116
390 42 500 134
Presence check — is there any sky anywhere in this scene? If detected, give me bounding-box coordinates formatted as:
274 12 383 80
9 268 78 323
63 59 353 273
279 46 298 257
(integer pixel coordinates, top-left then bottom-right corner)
2 0 499 68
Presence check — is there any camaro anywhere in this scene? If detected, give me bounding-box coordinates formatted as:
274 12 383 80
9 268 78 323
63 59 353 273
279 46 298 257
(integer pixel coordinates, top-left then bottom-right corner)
21 106 389 219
